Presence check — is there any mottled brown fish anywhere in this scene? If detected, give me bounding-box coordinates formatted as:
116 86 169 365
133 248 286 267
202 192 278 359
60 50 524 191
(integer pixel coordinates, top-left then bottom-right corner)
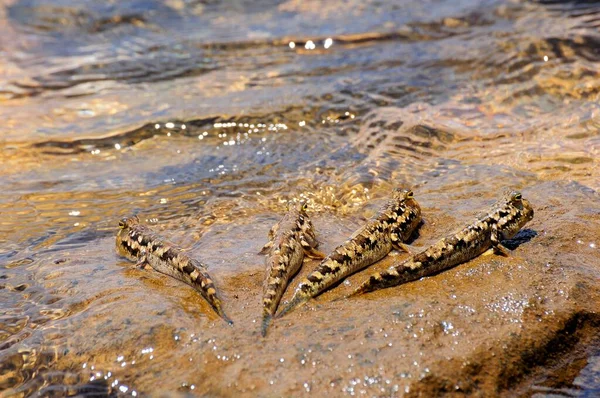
115 216 233 325
276 188 422 318
347 190 534 297
260 202 325 336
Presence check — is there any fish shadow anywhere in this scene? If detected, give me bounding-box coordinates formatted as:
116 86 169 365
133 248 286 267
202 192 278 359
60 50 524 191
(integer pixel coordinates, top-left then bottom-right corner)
404 219 425 245
502 228 537 250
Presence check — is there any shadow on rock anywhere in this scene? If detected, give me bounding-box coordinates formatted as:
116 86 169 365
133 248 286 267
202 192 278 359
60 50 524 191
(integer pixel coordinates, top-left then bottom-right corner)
503 228 538 250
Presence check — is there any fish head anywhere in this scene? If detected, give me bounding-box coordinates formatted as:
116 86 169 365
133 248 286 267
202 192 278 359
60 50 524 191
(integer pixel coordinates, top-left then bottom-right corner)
115 215 141 257
391 188 422 227
392 188 419 207
118 215 140 231
497 190 534 240
295 200 318 242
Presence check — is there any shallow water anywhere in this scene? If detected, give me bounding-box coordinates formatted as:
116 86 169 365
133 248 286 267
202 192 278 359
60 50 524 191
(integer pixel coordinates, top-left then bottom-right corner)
1 0 600 396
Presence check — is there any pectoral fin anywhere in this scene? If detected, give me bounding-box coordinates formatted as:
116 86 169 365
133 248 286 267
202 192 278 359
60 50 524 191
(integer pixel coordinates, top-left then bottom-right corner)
392 241 414 254
304 248 327 259
135 252 149 269
259 241 273 255
302 243 326 259
493 243 511 257
491 224 510 257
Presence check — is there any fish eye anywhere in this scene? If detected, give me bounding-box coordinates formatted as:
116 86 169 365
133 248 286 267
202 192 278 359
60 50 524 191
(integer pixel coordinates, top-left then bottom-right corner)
406 190 414 199
512 192 522 201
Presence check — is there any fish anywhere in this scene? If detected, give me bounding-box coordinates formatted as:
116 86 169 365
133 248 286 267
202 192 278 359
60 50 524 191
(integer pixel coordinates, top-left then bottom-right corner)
115 215 233 325
260 202 325 336
276 188 422 318
347 190 534 297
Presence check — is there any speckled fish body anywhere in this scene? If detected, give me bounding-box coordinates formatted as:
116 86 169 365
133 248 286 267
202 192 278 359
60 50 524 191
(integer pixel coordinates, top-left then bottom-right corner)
260 203 325 336
349 190 534 296
277 188 422 318
115 216 233 325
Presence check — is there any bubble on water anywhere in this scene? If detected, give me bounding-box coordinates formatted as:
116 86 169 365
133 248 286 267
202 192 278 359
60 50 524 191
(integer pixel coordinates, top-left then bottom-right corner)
78 109 95 117
305 40 316 50
442 321 454 334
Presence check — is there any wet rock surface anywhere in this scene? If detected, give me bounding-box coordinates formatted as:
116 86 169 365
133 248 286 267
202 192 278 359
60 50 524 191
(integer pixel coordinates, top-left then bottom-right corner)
5 178 598 397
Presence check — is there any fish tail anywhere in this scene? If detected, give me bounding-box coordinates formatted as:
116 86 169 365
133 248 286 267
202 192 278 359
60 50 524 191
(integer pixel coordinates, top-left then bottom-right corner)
218 308 235 326
261 280 282 335
200 276 234 325
275 291 309 319
347 269 402 298
210 299 234 326
261 313 272 337
345 280 375 299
